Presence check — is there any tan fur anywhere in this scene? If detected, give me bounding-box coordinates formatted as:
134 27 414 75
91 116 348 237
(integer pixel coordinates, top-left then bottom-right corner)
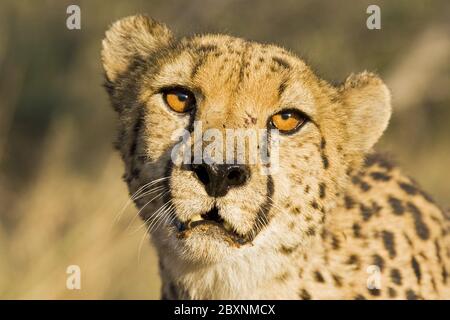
102 15 450 299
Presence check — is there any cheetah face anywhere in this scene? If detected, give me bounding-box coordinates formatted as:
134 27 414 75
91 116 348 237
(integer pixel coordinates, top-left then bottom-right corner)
102 16 391 262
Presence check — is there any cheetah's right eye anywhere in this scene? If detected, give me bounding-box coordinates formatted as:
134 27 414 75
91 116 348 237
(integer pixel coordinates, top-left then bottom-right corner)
163 88 196 113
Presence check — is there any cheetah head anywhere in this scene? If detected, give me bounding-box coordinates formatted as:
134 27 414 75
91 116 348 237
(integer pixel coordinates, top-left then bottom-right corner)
102 16 391 263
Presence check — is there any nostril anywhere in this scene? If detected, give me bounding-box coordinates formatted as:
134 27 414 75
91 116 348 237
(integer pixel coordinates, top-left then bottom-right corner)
226 167 248 186
192 164 210 186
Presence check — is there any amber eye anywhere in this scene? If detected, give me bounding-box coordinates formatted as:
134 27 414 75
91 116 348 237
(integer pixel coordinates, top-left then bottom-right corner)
270 110 307 133
163 88 196 113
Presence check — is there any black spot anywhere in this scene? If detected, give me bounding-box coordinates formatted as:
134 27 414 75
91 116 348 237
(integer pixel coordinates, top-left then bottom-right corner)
306 226 316 236
352 223 362 238
398 182 418 195
435 240 442 263
360 181 371 191
442 265 448 284
331 234 340 250
403 232 413 247
275 272 290 282
319 183 326 199
405 289 419 300
347 254 360 267
411 256 421 284
305 185 310 194
372 201 382 214
373 254 385 272
319 138 329 169
352 176 371 192
272 56 291 69
382 231 396 258
388 287 397 298
368 288 381 296
364 153 394 170
311 201 319 210
344 195 355 209
354 294 366 300
407 202 430 240
332 274 343 287
390 268 402 285
321 154 329 169
292 207 301 215
360 203 374 221
320 138 326 149
278 77 288 96
314 271 325 283
280 245 298 255
190 56 207 79
370 171 391 181
388 196 404 215
197 44 219 53
299 289 311 300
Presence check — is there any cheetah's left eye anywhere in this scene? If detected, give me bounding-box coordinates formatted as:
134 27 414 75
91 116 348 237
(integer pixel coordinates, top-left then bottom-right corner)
270 109 307 134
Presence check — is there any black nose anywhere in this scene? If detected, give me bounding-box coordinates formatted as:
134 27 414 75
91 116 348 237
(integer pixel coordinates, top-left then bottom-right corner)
191 163 250 197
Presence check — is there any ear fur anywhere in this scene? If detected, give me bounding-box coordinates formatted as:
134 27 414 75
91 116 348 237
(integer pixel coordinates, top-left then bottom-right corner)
101 15 173 82
339 72 391 157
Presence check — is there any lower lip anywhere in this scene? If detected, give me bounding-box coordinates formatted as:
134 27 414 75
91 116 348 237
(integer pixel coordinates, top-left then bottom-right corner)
174 219 248 245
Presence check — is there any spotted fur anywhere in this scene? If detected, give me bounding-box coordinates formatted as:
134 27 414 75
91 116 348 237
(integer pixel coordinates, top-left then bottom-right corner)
102 15 450 299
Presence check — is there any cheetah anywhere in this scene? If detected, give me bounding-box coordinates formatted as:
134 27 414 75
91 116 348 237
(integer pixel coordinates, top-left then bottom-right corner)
101 15 450 299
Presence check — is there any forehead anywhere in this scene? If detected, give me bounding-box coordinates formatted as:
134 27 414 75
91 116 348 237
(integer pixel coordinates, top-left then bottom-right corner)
147 34 317 118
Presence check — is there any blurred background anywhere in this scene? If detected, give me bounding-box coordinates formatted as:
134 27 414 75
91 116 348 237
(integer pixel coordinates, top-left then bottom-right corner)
0 0 448 299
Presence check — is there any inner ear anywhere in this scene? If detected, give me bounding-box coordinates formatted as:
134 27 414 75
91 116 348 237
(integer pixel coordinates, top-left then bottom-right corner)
101 15 173 82
339 72 392 157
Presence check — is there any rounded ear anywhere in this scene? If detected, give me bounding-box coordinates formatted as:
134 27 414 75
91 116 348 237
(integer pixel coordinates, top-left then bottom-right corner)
339 72 392 156
101 15 173 82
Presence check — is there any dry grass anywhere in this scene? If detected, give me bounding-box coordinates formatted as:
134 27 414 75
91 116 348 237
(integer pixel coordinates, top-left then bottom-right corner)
0 120 160 299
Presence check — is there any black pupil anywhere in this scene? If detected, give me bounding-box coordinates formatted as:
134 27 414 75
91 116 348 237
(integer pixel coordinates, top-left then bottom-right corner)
281 113 291 120
177 92 189 102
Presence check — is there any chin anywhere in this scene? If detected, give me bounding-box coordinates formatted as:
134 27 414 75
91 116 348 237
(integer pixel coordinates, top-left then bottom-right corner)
153 207 255 264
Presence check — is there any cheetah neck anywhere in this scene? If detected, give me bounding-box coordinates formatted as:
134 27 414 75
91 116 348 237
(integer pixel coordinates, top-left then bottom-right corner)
156 230 337 299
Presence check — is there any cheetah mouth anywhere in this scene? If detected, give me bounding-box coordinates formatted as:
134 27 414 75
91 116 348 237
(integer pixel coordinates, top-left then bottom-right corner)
173 206 249 245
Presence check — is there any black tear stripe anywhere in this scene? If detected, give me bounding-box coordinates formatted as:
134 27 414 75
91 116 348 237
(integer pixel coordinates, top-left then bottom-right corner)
162 160 175 220
246 123 276 240
250 175 275 241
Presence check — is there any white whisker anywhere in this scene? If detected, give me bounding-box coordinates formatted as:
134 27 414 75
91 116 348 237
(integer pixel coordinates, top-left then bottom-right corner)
111 176 170 226
126 189 169 232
